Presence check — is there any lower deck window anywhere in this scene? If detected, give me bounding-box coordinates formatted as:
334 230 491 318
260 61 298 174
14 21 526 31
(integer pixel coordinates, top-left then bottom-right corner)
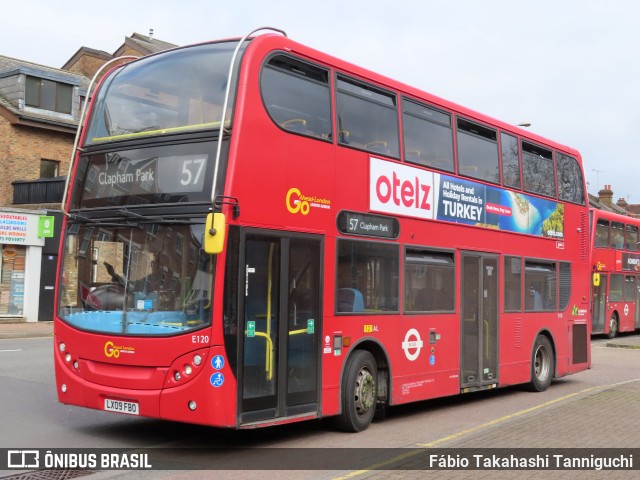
336 239 399 313
404 248 455 312
524 260 556 311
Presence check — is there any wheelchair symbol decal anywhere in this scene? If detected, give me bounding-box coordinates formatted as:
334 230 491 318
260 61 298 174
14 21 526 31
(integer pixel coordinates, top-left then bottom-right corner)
210 372 224 387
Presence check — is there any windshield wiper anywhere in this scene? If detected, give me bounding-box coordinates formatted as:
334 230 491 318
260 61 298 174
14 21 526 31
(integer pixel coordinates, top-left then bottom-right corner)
69 213 100 223
117 207 202 225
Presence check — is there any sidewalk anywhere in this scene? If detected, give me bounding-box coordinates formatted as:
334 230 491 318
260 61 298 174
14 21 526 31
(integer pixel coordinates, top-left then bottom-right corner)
0 320 53 339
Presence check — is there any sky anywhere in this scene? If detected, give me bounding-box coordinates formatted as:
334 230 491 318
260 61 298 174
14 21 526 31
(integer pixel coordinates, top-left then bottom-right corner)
3 0 639 203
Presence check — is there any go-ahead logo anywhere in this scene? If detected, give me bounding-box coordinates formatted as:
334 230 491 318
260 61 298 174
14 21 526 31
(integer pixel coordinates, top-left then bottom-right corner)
104 341 135 358
286 187 331 215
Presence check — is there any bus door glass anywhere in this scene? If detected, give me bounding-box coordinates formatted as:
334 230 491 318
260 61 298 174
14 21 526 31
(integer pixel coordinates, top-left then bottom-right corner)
636 275 640 330
461 253 499 389
591 274 607 333
240 232 321 422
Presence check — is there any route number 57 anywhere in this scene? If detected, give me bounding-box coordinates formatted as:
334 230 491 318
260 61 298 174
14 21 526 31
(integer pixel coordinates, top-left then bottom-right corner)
180 158 206 186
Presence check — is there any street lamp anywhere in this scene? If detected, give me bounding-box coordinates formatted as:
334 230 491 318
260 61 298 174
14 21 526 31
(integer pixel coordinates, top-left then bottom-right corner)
517 122 531 127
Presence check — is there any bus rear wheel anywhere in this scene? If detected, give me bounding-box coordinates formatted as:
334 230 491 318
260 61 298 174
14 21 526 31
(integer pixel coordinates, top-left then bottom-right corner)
607 313 619 339
336 350 378 432
528 335 554 392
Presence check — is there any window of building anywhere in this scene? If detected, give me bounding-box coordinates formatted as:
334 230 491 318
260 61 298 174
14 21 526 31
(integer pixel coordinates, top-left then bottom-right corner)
522 142 556 198
501 133 520 189
404 248 455 313
402 99 454 172
504 256 522 311
336 239 399 313
336 76 399 158
456 118 499 184
40 159 60 178
25 76 73 114
524 260 556 311
556 153 585 204
0 245 26 316
261 54 332 140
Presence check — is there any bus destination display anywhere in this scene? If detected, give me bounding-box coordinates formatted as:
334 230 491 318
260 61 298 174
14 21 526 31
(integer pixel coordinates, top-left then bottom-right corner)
338 211 399 239
77 143 214 207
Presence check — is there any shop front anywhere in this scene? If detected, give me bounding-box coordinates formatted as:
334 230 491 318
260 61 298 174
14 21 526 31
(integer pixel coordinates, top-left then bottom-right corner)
0 209 50 322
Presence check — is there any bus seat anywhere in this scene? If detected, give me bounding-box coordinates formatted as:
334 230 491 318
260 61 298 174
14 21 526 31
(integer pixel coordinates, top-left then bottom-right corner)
337 288 364 312
281 118 307 133
339 130 350 144
460 165 478 174
406 150 421 162
365 140 388 153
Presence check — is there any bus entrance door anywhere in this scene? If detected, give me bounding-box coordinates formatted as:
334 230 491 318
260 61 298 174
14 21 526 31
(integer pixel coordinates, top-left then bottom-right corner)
239 232 322 424
591 274 607 333
461 252 499 391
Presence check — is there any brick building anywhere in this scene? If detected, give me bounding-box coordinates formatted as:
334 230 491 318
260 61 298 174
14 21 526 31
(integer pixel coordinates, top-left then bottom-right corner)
0 32 176 321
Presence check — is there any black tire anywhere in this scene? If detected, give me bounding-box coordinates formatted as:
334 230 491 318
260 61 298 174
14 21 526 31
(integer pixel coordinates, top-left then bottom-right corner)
336 350 378 432
528 335 554 392
607 313 619 339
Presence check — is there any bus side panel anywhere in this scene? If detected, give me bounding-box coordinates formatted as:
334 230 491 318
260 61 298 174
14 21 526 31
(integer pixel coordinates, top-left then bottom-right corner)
388 314 461 405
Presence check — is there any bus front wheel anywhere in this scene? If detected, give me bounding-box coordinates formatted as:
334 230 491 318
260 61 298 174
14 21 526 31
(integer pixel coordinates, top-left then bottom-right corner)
607 313 619 339
528 335 554 392
336 350 378 432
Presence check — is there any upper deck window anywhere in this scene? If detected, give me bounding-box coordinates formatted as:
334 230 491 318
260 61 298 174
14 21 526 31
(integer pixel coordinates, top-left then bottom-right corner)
456 118 499 184
336 76 399 158
402 98 454 172
556 153 585 205
261 54 331 140
595 218 609 248
522 142 556 198
500 133 520 189
611 221 625 250
626 224 639 252
85 42 244 145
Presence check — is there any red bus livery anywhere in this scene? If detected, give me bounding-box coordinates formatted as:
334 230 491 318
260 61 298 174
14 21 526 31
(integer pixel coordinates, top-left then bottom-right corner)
590 208 640 337
55 28 590 432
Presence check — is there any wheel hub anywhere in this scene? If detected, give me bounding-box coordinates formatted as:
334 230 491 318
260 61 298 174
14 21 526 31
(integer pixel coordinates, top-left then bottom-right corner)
354 368 376 414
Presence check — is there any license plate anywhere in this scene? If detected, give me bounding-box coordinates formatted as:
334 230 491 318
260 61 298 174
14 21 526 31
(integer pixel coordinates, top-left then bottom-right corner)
104 398 139 415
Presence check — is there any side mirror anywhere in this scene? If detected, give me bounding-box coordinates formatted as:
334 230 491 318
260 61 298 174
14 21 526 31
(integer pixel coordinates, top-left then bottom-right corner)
204 213 226 254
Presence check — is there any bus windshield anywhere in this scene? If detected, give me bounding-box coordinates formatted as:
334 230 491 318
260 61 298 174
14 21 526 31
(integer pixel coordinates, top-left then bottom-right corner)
85 41 245 144
58 222 213 336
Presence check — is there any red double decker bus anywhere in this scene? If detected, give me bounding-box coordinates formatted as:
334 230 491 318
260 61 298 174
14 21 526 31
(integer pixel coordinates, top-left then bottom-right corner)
55 28 590 432
590 208 640 337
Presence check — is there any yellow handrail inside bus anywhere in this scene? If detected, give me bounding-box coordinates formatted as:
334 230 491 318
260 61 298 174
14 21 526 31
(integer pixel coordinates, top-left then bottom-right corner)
252 331 273 377
91 120 230 143
265 243 275 380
